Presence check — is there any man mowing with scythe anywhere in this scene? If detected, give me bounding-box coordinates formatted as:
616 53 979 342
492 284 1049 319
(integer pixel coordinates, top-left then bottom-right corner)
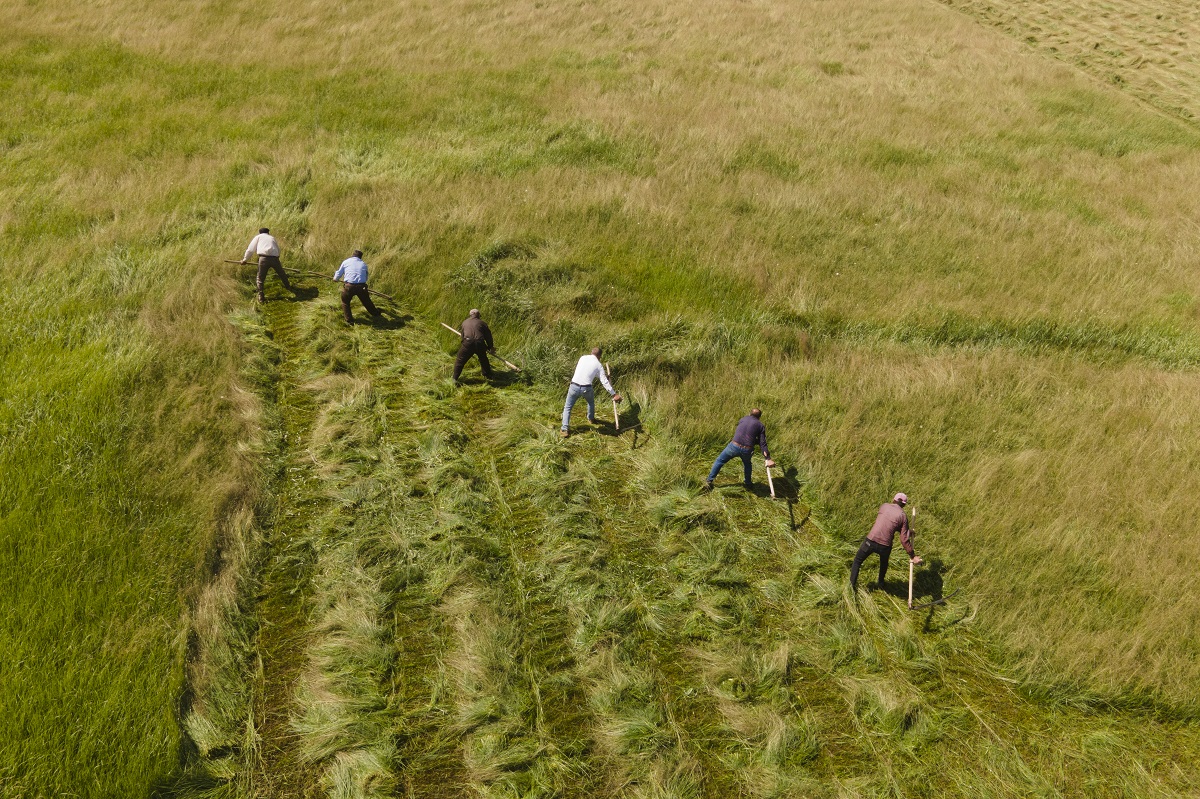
333 249 382 325
560 347 621 438
453 308 495 383
240 227 295 303
704 408 776 492
850 492 922 593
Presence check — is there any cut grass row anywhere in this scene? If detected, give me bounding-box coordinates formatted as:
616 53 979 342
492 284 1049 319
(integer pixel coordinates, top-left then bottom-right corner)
174 274 1200 797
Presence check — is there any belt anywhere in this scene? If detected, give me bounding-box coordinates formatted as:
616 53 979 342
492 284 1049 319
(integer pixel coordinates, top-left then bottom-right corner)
730 441 752 450
344 282 366 286
571 382 592 388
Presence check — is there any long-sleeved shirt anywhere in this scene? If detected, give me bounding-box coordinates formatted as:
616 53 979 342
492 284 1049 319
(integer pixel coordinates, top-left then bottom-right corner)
333 257 369 284
866 503 914 556
570 354 615 394
243 233 281 260
460 317 493 348
731 415 769 457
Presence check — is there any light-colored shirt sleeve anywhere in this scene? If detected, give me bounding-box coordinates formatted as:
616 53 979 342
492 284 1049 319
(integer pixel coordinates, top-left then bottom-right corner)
571 355 615 394
333 258 369 283
243 234 262 262
243 234 280 260
597 362 614 394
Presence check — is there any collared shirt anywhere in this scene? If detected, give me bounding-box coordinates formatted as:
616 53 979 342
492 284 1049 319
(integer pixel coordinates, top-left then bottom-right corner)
866 503 914 555
570 354 615 394
244 233 281 260
732 415 769 457
460 317 493 348
334 257 369 284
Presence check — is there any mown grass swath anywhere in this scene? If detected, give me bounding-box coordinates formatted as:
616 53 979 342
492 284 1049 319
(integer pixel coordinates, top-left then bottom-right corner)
171 286 1200 796
7 0 1200 794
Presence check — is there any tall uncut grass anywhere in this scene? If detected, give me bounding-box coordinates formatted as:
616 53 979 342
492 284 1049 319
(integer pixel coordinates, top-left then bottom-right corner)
9 0 1200 793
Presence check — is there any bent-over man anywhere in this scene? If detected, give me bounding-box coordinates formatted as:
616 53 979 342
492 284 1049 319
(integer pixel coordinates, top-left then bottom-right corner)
333 249 381 325
705 408 775 491
561 348 621 438
454 309 494 382
850 493 923 592
241 227 293 303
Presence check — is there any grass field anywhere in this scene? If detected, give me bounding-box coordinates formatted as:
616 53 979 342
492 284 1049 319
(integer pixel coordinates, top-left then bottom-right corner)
6 0 1200 794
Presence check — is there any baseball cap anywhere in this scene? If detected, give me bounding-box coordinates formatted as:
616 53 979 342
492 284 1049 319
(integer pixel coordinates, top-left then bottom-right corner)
893 493 908 505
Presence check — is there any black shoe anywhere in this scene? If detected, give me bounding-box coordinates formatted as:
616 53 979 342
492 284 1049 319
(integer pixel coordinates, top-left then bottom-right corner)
743 483 754 491
703 479 713 491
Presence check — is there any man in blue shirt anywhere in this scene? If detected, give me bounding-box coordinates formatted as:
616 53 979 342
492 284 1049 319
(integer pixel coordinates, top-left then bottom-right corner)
704 408 776 491
333 249 381 325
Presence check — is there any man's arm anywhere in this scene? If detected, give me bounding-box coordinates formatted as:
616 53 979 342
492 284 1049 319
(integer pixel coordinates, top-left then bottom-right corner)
333 262 346 281
242 234 259 263
758 423 771 459
597 361 616 395
900 517 918 560
483 323 494 350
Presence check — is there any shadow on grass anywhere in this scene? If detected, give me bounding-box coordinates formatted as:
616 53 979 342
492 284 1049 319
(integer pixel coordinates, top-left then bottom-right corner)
286 285 321 302
358 309 413 330
913 557 947 603
455 368 526 389
586 400 648 444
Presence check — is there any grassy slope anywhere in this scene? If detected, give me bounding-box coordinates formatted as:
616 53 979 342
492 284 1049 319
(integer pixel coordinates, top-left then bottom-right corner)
6 0 1200 794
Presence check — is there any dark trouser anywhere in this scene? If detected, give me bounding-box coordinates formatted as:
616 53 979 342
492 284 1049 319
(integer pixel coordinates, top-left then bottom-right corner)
256 255 291 299
850 539 892 590
453 339 493 380
341 282 379 322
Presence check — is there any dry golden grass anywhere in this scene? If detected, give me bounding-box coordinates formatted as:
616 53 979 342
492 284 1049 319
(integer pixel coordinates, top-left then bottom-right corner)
940 0 1200 120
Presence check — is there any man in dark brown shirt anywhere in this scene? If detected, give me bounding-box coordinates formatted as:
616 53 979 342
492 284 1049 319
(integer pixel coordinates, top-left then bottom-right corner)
453 309 495 382
850 493 923 592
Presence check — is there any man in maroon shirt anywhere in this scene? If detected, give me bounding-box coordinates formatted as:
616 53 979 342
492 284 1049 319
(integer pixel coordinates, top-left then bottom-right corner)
850 493 923 592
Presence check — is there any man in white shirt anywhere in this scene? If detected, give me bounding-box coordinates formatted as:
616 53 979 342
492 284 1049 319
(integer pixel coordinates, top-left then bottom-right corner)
561 348 622 438
240 227 292 303
333 249 381 324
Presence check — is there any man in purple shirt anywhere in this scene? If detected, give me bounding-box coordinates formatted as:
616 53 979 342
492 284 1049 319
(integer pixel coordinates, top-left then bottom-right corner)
850 493 923 592
704 408 776 491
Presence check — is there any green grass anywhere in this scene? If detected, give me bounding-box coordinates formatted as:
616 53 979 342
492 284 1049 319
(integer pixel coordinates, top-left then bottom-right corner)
8 0 1200 794
167 286 1200 796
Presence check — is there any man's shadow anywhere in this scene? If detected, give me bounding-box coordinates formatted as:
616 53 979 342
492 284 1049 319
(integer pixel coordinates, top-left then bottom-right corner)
363 308 413 330
874 556 947 607
286 285 321 302
596 400 643 438
455 368 525 389
913 557 947 603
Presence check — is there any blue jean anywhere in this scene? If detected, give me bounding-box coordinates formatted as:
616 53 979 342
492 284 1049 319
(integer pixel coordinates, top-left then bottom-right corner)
707 442 753 486
561 384 595 430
